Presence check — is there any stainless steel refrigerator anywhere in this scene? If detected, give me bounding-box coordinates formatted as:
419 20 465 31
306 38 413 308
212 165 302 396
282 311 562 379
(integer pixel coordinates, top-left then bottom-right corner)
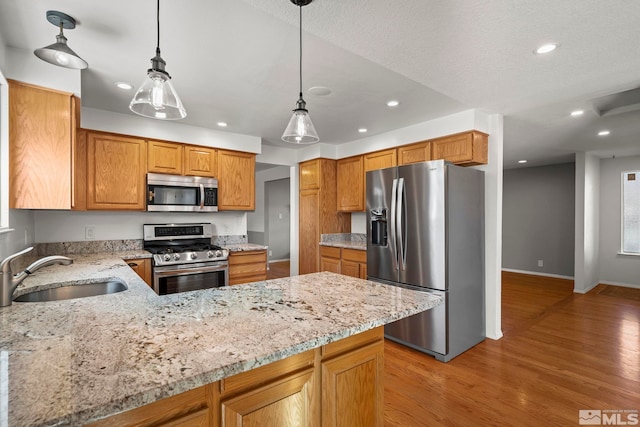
366 159 485 362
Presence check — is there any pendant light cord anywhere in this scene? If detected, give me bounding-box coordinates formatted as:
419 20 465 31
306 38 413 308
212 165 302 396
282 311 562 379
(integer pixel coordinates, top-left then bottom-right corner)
299 4 303 98
156 0 160 54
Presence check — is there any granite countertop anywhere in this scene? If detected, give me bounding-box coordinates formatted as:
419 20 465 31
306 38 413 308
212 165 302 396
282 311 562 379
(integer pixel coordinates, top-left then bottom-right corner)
224 242 268 252
0 254 442 426
319 240 367 250
320 233 367 251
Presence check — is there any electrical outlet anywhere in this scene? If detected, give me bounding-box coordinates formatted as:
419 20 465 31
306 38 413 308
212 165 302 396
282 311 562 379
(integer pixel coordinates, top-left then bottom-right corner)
269 250 273 256
85 226 96 241
537 259 544 267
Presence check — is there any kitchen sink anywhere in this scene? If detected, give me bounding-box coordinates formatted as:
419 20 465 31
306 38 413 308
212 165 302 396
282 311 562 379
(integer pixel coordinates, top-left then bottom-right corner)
13 280 128 302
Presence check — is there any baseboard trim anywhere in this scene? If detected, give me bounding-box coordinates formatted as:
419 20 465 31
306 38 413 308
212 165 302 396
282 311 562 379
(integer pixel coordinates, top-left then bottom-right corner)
268 259 290 264
598 280 640 290
501 268 574 280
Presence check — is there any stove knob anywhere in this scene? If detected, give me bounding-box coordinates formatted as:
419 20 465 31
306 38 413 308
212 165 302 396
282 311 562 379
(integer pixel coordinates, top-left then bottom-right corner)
207 250 215 258
215 250 223 258
190 252 198 260
173 253 181 261
163 254 171 262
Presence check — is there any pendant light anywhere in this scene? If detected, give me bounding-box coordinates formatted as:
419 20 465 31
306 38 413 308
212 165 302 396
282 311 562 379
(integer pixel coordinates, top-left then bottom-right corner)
129 0 186 120
282 0 319 144
34 11 88 70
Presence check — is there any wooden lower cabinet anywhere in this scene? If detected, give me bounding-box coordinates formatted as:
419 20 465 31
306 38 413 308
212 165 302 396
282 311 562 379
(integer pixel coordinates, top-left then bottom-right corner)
228 250 268 285
88 328 383 427
125 258 152 287
320 246 341 274
320 246 367 279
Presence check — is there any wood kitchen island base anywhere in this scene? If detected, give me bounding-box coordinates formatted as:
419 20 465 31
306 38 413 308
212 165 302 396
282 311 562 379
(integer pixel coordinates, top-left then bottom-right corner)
88 327 383 427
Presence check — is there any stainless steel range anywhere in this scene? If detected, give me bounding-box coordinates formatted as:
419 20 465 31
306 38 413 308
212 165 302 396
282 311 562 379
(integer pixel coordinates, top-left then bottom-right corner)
143 223 229 295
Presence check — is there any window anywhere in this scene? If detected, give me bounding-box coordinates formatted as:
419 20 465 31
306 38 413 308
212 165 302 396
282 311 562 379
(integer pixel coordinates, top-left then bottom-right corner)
622 171 640 253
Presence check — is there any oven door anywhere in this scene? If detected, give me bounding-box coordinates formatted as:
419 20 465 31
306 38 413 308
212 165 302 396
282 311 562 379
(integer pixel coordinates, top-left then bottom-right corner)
153 261 228 295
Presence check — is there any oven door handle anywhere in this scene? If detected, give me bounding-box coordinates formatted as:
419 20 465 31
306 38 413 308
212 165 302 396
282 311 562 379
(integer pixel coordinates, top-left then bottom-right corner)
154 264 228 278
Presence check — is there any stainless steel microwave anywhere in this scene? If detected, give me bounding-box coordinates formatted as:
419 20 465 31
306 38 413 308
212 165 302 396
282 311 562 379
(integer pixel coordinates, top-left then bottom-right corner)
147 173 218 212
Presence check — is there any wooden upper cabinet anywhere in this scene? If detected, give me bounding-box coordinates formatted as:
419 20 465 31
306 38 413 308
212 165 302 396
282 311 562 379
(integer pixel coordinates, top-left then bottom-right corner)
218 149 255 210
398 141 431 165
147 140 183 175
184 145 217 177
8 80 76 209
431 130 488 165
363 148 397 172
300 159 320 190
336 155 364 212
86 132 147 210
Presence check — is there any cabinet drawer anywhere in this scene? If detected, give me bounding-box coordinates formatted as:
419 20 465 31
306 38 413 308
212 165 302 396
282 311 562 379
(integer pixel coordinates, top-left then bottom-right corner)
319 246 341 259
229 251 267 265
342 248 366 263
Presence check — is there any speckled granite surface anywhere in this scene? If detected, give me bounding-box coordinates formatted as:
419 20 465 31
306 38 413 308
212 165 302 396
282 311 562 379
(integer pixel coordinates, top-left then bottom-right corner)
1 255 442 426
35 240 144 256
225 242 268 252
320 233 367 250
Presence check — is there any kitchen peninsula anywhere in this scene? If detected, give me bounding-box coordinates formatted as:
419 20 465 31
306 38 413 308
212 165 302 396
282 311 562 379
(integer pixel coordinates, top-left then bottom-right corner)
0 253 442 426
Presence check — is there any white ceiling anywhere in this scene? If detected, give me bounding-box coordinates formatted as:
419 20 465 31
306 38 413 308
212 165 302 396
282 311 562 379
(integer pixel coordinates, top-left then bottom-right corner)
2 0 640 168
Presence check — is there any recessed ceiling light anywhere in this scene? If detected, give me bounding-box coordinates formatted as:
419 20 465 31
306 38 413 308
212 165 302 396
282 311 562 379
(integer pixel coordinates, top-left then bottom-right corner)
217 122 228 127
387 100 399 107
598 130 610 136
358 128 367 133
115 82 132 90
518 160 528 164
535 43 558 54
570 110 584 117
308 86 332 96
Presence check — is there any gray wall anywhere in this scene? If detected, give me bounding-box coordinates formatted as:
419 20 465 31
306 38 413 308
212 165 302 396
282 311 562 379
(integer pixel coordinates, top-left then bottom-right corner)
598 155 640 286
502 163 575 276
265 178 290 261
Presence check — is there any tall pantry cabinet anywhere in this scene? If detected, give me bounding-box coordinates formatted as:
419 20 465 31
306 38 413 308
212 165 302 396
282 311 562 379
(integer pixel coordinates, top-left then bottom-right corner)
299 159 350 274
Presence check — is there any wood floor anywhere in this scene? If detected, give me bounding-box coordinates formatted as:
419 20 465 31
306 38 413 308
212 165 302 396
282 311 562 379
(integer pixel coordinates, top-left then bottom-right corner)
384 272 640 426
267 260 290 280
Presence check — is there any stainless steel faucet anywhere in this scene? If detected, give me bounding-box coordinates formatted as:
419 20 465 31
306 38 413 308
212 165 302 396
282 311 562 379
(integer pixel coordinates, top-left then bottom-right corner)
1 247 73 307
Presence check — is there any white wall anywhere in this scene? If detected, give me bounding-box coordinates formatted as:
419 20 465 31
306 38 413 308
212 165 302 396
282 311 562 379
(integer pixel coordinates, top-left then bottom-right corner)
6 47 80 95
598 155 640 287
82 108 261 154
248 166 291 233
34 211 247 243
574 152 601 293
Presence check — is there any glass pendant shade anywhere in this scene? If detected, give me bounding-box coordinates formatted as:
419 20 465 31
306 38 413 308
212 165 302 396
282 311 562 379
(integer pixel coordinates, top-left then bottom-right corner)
129 0 186 120
129 68 187 120
282 98 319 144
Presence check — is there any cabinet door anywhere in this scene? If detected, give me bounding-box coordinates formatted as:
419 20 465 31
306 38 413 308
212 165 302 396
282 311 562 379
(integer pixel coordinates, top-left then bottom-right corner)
363 149 397 172
87 132 147 210
336 156 364 212
184 145 217 177
300 159 320 190
299 190 320 274
9 80 74 209
398 141 431 165
218 149 255 210
126 259 152 287
320 246 341 274
229 250 267 285
431 131 488 165
148 140 183 175
222 369 317 427
340 260 359 278
322 341 384 427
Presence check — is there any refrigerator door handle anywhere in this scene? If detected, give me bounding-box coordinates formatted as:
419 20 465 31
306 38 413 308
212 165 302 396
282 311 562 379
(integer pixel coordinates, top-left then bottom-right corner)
390 178 398 271
397 177 407 270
